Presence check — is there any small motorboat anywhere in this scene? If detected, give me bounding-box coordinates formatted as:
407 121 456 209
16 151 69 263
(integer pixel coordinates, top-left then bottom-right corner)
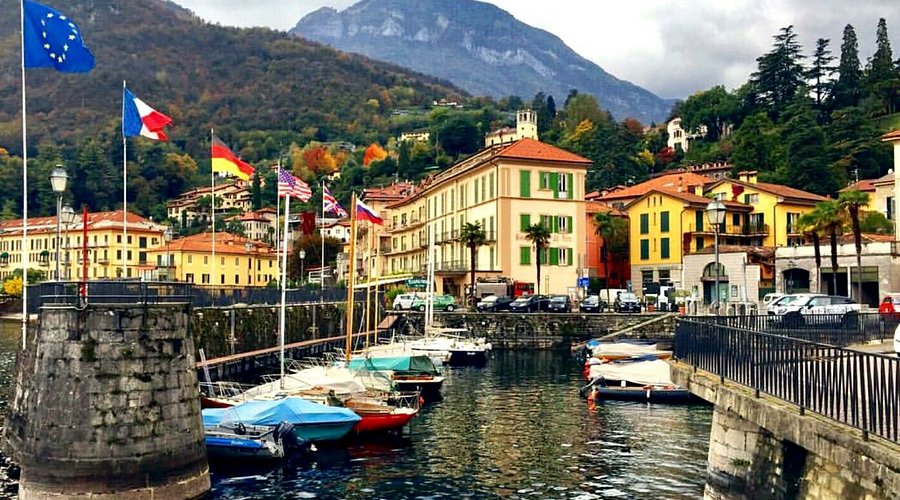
204 397 361 443
347 355 445 402
582 356 697 404
589 341 671 361
203 420 309 461
345 399 419 434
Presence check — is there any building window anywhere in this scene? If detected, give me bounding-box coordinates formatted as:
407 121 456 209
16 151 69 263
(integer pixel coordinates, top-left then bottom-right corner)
558 248 571 266
696 237 704 251
539 172 549 190
640 214 649 235
186 273 194 283
139 237 147 248
520 170 531 198
660 211 669 232
558 173 568 197
520 246 531 265
888 197 895 220
659 270 671 285
201 274 209 284
235 275 239 284
489 173 495 198
188 255 193 264
117 235 122 244
642 270 653 287
660 238 670 259
640 239 649 260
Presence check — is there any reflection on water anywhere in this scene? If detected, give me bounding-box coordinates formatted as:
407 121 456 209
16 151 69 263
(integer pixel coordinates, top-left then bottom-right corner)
0 323 712 499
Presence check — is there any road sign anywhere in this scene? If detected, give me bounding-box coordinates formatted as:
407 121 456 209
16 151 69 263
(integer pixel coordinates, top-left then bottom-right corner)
577 277 590 288
406 278 428 289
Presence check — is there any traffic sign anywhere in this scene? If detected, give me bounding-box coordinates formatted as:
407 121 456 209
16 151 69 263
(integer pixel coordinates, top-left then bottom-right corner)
577 277 590 288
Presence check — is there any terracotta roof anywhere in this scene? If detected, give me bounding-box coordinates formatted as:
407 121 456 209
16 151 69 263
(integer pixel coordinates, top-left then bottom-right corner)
496 138 592 164
0 210 164 235
363 182 417 202
596 172 711 202
840 179 877 192
870 172 894 186
625 189 751 211
881 129 900 142
585 201 627 217
707 178 826 204
165 232 274 255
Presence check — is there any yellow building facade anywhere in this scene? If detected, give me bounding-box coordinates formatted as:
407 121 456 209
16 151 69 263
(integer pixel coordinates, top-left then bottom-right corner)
0 210 168 281
377 138 590 296
147 232 277 286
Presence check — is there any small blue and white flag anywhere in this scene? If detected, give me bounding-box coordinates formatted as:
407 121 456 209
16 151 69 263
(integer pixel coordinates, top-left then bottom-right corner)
22 1 95 72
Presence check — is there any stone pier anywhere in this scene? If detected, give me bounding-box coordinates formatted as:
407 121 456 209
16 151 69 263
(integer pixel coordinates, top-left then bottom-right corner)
672 361 900 500
4 302 210 499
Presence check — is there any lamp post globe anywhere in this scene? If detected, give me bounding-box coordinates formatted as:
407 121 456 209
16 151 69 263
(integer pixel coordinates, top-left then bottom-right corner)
705 200 726 312
50 166 68 280
299 249 306 284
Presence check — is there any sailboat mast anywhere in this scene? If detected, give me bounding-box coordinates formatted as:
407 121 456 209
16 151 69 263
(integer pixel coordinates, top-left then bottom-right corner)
344 193 358 361
364 221 372 349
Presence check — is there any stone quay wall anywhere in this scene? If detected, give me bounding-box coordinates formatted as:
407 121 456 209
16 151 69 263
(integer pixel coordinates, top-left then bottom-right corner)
671 361 900 500
3 304 209 499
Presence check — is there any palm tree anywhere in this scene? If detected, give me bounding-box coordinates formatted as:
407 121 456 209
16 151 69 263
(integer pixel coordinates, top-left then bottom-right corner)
838 190 870 303
593 211 628 301
798 210 824 291
525 223 552 295
458 222 487 305
817 200 844 295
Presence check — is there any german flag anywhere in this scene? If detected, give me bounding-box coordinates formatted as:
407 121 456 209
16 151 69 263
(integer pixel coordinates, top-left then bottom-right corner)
211 134 254 180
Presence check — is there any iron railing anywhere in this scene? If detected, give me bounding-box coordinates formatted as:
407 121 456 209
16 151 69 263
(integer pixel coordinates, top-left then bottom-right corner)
684 313 897 346
37 280 194 308
675 318 898 443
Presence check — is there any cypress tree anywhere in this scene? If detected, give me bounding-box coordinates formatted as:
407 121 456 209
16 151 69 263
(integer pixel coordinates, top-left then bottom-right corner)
832 24 862 109
807 38 835 117
864 18 898 115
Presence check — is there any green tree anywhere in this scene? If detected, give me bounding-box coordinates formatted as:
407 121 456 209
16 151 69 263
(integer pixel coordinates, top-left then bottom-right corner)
730 112 784 174
776 98 836 195
593 211 628 290
524 223 551 295
832 24 862 110
838 190 870 302
807 38 835 117
859 211 893 234
863 18 899 115
679 85 739 141
827 106 892 181
750 25 805 113
798 210 824 291
817 200 844 294
458 222 487 305
252 171 262 210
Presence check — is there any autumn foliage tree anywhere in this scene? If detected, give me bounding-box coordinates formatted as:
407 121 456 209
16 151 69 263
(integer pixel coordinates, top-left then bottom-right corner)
363 143 388 167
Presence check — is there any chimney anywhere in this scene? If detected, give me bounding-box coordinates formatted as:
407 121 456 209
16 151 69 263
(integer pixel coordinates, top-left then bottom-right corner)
745 171 758 184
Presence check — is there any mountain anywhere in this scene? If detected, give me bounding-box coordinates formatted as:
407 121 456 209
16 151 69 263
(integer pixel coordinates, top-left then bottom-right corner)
292 0 673 123
0 0 464 156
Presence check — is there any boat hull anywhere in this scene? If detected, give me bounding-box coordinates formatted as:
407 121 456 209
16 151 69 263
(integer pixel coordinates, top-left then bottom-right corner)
291 421 358 442
394 378 444 402
201 396 235 409
353 411 417 434
595 386 697 404
447 349 488 367
205 435 284 461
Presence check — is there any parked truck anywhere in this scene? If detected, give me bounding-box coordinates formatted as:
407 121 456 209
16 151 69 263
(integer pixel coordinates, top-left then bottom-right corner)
472 277 534 299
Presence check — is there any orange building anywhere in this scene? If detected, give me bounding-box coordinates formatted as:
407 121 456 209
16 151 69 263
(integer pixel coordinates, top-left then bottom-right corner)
585 202 630 288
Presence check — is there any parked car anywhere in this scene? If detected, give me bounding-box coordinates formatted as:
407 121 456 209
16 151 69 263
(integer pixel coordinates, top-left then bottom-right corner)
768 294 861 327
765 294 801 314
547 295 572 313
579 295 606 313
392 293 422 310
411 295 457 312
476 295 513 312
762 292 785 307
613 292 641 313
509 295 539 313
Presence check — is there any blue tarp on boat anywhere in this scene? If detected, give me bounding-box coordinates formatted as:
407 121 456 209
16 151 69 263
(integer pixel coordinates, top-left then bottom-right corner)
207 398 360 428
347 355 438 375
203 408 227 427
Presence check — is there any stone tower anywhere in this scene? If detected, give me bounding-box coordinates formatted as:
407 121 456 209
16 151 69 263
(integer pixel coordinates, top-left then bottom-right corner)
4 286 210 499
516 109 538 141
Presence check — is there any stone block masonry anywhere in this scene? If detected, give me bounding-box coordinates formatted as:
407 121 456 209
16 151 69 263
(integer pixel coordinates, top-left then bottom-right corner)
3 304 210 499
671 361 900 500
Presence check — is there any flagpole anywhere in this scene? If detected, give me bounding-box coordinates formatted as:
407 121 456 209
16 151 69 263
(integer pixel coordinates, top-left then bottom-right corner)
276 160 281 286
19 0 29 349
320 180 325 296
344 193 357 361
122 80 128 280
210 129 216 289
278 193 291 388
364 222 372 350
373 220 379 345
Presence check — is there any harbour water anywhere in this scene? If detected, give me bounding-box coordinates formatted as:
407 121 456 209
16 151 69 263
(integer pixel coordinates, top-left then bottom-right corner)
0 321 712 499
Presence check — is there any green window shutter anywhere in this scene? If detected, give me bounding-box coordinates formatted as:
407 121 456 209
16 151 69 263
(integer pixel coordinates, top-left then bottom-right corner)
661 237 670 259
567 173 574 199
695 210 704 232
640 239 649 260
640 214 649 234
744 194 750 204
567 216 573 234
552 216 559 233
549 248 559 265
520 214 531 232
520 246 531 265
539 172 548 189
550 172 559 198
520 170 531 198
567 248 573 266
661 211 669 232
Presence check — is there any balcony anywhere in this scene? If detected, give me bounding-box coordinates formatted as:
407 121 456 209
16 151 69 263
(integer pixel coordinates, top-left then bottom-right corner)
693 223 769 237
97 258 110 265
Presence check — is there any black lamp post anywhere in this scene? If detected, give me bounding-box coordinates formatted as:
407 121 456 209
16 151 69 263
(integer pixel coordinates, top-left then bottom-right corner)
706 200 726 311
50 166 67 281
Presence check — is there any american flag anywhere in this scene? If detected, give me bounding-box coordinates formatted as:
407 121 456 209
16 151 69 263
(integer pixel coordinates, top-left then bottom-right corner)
277 168 312 201
323 185 348 218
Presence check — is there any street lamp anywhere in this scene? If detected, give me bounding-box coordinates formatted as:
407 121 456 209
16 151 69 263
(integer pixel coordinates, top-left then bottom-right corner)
164 227 173 281
299 249 306 284
706 200 726 312
50 166 68 281
61 204 76 280
245 242 253 286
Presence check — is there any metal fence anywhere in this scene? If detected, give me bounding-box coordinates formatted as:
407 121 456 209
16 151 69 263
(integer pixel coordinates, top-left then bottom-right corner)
683 313 898 346
675 318 898 443
26 282 360 312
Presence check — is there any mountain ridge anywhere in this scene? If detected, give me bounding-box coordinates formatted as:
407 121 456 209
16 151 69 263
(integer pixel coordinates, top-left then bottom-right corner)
292 0 673 123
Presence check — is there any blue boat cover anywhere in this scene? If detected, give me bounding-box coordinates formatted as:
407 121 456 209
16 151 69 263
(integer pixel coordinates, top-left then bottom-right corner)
203 408 227 427
213 397 360 427
347 355 438 375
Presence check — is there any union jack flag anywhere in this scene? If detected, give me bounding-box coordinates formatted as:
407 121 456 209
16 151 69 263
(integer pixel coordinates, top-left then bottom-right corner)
277 168 312 202
323 185 348 218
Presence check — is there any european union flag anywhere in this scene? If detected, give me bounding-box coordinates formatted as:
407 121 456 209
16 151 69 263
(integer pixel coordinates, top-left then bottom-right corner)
22 1 94 72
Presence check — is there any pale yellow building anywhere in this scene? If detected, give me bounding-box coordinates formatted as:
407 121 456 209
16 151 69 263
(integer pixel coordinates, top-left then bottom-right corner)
147 232 277 286
377 138 591 296
0 210 167 281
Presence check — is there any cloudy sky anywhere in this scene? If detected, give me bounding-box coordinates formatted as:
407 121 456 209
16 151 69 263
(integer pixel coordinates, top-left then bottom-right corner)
173 0 896 99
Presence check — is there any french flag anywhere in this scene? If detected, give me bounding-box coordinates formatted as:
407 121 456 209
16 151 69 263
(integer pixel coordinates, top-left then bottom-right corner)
356 199 384 225
123 87 173 141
